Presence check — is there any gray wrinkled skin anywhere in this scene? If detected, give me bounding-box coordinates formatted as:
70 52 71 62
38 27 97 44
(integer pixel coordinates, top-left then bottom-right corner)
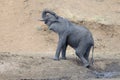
40 10 94 68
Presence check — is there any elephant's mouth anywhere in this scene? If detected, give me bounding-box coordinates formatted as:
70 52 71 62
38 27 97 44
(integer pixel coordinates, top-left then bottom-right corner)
48 26 52 30
47 20 59 26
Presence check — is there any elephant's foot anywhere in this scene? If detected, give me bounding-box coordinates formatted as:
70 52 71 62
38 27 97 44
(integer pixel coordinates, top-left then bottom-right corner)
84 63 90 68
53 56 59 61
61 57 67 60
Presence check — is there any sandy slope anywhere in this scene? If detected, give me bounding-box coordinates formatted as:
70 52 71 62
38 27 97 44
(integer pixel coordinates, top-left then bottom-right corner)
0 0 120 52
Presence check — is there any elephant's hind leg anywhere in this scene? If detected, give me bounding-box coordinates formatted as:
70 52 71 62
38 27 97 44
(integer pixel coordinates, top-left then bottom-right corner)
84 45 91 61
75 44 90 68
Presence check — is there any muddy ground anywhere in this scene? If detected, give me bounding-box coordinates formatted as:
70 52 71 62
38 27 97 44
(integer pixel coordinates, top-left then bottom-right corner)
0 0 120 80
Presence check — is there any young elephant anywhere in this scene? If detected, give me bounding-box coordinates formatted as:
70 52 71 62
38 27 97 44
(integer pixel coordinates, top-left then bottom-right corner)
40 10 94 68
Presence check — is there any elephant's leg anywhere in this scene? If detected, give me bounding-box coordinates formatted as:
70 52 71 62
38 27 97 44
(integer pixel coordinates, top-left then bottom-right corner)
84 45 91 61
54 34 67 60
61 43 68 60
76 44 90 68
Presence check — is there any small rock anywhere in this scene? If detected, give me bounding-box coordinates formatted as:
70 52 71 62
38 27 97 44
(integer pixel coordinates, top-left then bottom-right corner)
36 26 42 31
41 57 45 59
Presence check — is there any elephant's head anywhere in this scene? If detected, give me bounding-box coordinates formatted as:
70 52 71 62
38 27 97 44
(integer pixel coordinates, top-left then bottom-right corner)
40 10 59 25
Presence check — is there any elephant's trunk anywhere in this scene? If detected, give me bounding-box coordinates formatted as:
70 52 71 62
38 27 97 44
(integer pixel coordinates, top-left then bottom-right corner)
41 10 58 20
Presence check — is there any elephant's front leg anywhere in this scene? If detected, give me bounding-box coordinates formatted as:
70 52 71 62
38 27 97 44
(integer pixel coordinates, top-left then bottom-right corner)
61 43 68 60
53 34 67 60
53 42 62 60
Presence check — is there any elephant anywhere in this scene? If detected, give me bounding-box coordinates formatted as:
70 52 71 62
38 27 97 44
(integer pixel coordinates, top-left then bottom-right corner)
40 10 94 68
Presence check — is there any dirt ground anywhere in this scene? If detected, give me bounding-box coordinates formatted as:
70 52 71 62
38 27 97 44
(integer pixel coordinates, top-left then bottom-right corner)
0 0 120 80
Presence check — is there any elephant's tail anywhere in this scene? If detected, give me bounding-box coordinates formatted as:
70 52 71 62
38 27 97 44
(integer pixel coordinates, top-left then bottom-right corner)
90 44 94 65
